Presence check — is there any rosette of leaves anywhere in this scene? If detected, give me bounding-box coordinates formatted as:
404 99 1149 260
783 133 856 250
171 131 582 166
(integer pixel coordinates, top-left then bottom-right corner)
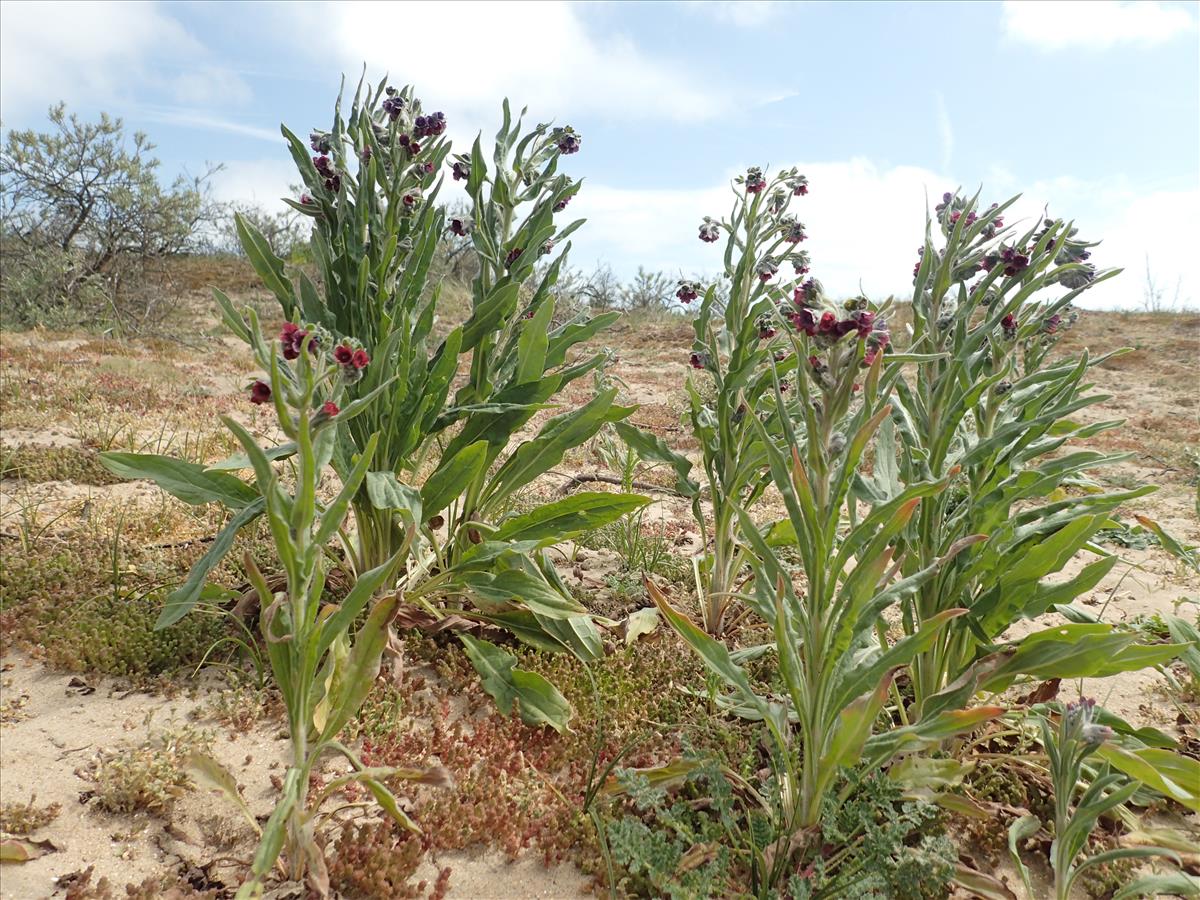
862 192 1183 721
102 81 645 731
616 167 815 637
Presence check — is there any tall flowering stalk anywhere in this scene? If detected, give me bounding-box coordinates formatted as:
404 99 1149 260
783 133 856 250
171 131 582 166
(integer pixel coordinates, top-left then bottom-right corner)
181 311 445 897
619 167 815 636
645 294 1002 891
870 192 1174 720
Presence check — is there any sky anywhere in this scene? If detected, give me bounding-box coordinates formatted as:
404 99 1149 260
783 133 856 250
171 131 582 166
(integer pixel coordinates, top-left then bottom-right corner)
1 0 1198 310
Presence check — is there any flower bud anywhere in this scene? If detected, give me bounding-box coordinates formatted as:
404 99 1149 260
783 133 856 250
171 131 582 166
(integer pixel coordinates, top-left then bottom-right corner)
829 432 846 454
780 216 807 243
505 247 524 269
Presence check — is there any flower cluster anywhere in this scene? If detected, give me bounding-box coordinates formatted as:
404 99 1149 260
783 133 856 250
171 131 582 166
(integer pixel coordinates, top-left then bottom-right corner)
333 343 370 372
780 216 807 243
982 245 1030 278
790 250 811 275
676 280 700 304
552 126 582 155
281 322 317 360
743 166 767 195
553 178 575 213
698 216 721 243
756 256 779 282
451 156 470 182
309 130 332 154
382 87 405 121
1064 697 1114 748
313 155 341 193
413 111 446 138
786 173 809 196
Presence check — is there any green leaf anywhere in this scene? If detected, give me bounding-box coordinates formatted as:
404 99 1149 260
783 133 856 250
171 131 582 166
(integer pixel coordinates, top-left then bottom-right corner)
421 440 488 519
1095 745 1200 812
462 569 585 619
492 492 650 544
1112 872 1200 900
1006 814 1041 899
100 452 259 508
612 420 698 497
156 499 265 628
206 443 297 471
459 635 572 731
364 472 423 527
316 592 400 743
235 212 295 314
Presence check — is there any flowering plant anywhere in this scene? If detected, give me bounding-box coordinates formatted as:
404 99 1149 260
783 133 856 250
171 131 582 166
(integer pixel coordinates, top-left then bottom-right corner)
864 192 1179 720
645 322 1002 890
121 309 447 896
103 82 643 730
1009 698 1181 900
619 166 819 636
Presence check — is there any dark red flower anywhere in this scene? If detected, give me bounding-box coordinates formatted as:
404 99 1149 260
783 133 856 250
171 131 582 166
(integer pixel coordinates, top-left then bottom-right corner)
676 280 699 304
351 349 370 370
313 155 335 178
505 247 523 268
449 216 470 237
451 160 470 181
300 193 314 206
250 380 271 405
689 352 707 370
281 322 308 360
334 344 354 366
1000 247 1030 277
744 167 766 194
322 401 340 416
1001 313 1017 339
698 217 720 243
413 111 446 138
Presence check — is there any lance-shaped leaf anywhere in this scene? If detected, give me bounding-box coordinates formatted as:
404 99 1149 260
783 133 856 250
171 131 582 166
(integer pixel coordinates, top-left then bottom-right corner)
462 569 585 619
156 498 265 628
100 453 260 508
611 421 699 497
1095 745 1200 812
459 634 572 731
421 440 487 519
364 471 423 526
316 591 400 744
491 491 650 544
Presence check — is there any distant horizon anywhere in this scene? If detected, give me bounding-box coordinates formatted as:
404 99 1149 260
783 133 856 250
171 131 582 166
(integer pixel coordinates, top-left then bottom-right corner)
2 0 1197 311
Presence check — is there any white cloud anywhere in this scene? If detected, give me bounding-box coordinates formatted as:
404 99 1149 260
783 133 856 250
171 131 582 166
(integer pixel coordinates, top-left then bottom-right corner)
679 0 784 27
211 159 299 209
138 107 280 143
0 1 251 117
321 1 743 127
565 162 1196 311
1001 0 1197 50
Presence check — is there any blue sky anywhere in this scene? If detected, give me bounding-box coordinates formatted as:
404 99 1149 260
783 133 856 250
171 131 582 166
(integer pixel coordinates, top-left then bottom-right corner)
2 0 1197 309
